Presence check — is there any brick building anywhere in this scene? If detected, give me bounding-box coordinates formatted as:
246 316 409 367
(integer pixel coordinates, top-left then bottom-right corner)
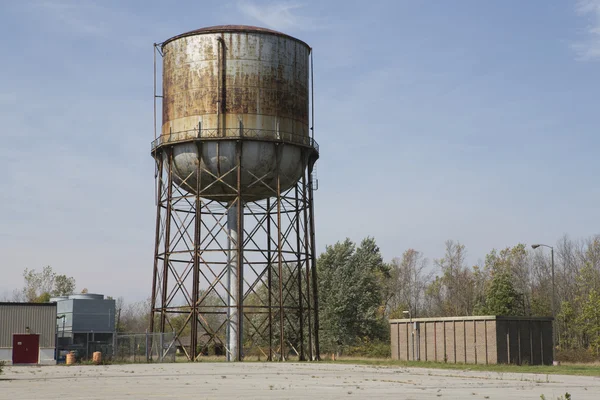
390 315 553 365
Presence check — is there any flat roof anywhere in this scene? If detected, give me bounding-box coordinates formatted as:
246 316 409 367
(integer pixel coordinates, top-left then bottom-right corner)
389 315 553 323
0 302 57 307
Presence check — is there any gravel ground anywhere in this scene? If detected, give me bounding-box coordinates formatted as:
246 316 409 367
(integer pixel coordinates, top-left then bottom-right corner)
1 362 598 399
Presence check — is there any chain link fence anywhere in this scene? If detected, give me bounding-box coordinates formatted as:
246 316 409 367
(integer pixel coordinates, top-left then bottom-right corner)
113 332 176 363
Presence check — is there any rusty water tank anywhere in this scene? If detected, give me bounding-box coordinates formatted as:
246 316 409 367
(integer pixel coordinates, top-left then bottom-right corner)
157 25 313 201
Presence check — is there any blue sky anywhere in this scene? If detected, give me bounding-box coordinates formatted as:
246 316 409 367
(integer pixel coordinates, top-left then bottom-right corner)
1 0 599 300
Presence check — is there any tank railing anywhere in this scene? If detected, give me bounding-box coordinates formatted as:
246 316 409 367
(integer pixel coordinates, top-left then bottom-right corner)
151 127 319 153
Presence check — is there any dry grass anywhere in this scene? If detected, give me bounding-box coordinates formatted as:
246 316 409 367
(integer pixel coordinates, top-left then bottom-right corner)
324 357 600 377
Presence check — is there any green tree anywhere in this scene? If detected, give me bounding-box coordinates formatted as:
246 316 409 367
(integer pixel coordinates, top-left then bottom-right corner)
476 269 524 316
318 237 388 355
22 266 76 302
556 300 576 350
577 289 600 354
474 245 526 316
566 262 600 351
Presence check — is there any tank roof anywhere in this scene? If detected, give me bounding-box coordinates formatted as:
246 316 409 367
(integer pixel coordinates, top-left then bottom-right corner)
68 293 106 300
161 25 310 49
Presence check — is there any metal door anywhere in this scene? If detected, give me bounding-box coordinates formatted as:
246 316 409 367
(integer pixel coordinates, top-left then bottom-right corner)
12 334 40 364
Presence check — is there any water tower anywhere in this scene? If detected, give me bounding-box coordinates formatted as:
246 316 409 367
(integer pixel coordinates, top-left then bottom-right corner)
149 26 320 361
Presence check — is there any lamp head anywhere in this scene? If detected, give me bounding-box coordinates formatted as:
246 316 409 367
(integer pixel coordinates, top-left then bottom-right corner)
531 244 541 249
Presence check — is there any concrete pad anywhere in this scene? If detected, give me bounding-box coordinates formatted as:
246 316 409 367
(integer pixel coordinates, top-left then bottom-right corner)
1 362 598 399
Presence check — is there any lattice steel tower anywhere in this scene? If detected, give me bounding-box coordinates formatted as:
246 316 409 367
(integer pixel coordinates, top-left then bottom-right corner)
149 26 320 361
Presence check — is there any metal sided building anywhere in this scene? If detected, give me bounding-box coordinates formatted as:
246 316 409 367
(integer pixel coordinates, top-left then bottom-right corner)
390 316 554 365
0 302 57 364
52 293 116 359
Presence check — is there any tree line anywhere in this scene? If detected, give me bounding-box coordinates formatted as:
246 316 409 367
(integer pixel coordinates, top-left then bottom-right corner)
9 233 600 360
2 266 77 303
317 235 600 359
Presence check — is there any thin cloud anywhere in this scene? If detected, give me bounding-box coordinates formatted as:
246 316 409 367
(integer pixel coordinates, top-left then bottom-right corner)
237 1 324 31
27 0 107 36
14 0 162 48
572 0 600 61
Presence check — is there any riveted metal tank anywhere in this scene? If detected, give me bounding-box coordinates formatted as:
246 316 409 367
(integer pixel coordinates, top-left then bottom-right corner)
158 25 313 201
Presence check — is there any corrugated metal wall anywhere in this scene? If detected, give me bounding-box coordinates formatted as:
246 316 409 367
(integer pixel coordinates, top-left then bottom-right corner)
390 316 553 365
71 298 115 332
55 298 116 333
0 303 57 348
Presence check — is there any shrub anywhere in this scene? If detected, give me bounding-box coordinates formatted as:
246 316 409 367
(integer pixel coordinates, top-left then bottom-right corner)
556 348 600 363
0 360 5 375
346 339 391 358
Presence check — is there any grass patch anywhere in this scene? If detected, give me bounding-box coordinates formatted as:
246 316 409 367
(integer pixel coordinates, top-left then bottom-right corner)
324 357 600 377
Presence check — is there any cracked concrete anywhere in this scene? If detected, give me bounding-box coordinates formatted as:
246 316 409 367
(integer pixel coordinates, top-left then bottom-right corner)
1 362 598 399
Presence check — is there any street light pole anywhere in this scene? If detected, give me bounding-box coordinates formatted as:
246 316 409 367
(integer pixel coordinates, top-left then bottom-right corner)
532 243 555 363
551 247 555 325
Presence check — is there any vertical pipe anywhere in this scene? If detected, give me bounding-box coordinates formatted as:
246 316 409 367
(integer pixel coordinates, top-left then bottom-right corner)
301 170 313 360
310 49 315 141
406 322 409 360
150 157 164 334
153 44 157 141
277 153 285 361
160 150 174 333
308 160 320 360
267 198 273 361
551 247 555 363
507 325 511 364
236 141 244 361
411 324 415 361
190 143 202 361
215 36 225 182
226 141 243 362
306 49 317 360
227 204 239 361
295 184 305 361
416 323 420 361
216 37 224 137
226 203 231 359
